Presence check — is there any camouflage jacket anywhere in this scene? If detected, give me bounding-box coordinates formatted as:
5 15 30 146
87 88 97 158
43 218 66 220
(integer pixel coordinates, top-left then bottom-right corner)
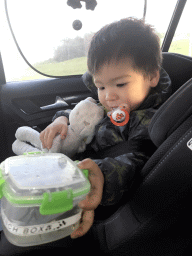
53 68 172 206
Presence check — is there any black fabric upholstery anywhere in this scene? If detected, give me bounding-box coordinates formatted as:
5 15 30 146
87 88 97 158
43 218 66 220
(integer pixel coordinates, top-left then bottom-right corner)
162 52 192 93
142 113 192 179
149 78 192 147
131 123 192 221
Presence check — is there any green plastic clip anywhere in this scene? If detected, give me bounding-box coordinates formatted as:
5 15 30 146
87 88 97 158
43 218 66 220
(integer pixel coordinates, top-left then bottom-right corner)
74 160 89 179
82 169 89 179
23 151 43 155
40 189 73 215
0 168 5 199
0 179 5 199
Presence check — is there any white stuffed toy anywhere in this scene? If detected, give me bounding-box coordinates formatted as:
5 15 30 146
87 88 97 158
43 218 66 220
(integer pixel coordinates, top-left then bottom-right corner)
12 97 104 158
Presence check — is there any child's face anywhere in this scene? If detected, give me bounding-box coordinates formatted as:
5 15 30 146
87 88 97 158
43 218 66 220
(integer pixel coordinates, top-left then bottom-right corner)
93 59 159 113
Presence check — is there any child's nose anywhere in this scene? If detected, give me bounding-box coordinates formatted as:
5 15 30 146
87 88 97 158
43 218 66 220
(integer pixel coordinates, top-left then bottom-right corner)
105 91 117 101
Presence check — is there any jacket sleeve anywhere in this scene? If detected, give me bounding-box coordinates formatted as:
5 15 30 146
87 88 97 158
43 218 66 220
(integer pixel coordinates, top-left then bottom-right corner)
52 109 71 122
94 144 153 206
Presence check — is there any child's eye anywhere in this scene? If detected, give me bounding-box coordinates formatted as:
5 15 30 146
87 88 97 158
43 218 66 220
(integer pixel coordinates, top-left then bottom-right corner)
117 83 127 87
98 86 105 91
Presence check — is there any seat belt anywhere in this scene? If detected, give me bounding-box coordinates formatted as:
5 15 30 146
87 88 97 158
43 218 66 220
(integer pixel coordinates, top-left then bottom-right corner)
84 139 157 160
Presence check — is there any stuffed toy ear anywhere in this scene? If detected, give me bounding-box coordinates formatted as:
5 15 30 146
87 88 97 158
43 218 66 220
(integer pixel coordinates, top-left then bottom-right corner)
12 140 40 155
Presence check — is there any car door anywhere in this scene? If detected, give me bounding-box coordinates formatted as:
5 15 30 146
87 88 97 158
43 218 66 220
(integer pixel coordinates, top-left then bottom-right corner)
0 0 100 162
0 74 95 161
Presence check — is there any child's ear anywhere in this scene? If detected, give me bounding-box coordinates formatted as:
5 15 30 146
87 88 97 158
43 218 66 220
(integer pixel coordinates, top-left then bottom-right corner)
150 70 160 88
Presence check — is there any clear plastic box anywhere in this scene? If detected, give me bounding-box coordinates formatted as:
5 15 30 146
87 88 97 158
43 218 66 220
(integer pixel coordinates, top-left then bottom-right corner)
0 152 90 247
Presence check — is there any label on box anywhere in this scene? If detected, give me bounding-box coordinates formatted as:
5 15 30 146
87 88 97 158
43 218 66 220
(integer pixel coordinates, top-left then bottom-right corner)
1 210 81 236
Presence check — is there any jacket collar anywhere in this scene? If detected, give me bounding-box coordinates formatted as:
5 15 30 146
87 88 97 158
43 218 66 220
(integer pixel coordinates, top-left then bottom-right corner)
137 68 172 110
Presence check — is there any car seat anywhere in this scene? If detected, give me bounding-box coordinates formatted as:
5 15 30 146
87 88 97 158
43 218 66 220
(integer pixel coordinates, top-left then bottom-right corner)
162 52 192 93
90 55 192 255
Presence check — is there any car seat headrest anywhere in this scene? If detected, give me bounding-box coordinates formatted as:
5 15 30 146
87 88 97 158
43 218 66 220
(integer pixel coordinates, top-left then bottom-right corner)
149 78 192 147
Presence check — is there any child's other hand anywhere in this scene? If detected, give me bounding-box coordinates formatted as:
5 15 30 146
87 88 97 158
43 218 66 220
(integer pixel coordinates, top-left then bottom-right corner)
40 116 68 150
77 159 104 211
71 159 104 239
70 210 94 239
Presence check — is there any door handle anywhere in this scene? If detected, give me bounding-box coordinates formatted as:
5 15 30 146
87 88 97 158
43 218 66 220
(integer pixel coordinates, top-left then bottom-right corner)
41 96 69 111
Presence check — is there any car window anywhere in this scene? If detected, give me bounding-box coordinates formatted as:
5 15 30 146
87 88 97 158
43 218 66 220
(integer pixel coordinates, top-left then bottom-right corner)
169 0 192 56
0 0 177 82
145 0 177 47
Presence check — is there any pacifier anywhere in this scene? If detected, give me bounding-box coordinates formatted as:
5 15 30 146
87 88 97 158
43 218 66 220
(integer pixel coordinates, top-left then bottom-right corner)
107 104 129 126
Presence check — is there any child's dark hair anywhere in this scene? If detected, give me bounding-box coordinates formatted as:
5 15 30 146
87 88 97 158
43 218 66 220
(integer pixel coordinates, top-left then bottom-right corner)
87 17 162 77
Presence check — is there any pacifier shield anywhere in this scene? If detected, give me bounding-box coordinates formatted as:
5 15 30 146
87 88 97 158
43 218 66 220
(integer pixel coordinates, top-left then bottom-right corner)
110 107 129 126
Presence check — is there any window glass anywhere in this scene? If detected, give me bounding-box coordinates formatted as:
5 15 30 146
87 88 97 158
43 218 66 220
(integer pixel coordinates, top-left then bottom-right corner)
169 0 192 56
0 0 177 82
145 0 177 47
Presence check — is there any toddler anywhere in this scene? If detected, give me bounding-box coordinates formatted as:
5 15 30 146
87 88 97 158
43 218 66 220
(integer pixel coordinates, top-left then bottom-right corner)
40 17 172 206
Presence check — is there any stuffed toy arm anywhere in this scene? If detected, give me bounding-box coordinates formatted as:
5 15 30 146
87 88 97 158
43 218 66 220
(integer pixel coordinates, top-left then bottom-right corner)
12 125 83 158
12 126 42 155
12 126 62 156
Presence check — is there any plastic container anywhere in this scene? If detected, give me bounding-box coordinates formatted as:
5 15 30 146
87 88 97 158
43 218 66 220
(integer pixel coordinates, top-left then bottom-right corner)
0 152 90 247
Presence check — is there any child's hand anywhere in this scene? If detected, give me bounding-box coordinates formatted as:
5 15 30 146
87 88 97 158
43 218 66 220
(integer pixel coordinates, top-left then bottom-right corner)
71 159 104 239
40 116 68 150
70 210 94 239
77 159 104 210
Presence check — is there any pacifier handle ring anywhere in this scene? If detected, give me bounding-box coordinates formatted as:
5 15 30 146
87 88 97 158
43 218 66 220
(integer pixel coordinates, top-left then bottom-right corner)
110 109 129 126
